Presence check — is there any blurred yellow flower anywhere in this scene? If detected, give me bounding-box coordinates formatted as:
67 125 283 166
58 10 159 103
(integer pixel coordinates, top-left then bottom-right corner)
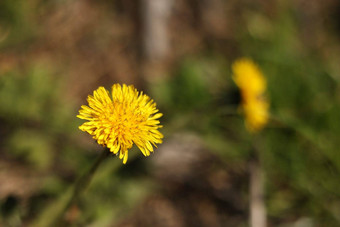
77 84 163 164
232 58 269 132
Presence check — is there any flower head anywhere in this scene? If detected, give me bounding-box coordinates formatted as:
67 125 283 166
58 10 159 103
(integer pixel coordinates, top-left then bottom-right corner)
77 84 163 164
232 58 269 132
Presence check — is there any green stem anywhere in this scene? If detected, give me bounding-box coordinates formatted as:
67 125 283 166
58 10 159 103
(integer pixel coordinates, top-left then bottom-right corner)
53 148 111 226
71 149 109 204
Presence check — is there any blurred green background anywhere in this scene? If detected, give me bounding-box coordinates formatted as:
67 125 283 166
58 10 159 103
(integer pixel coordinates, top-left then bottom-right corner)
1 0 340 226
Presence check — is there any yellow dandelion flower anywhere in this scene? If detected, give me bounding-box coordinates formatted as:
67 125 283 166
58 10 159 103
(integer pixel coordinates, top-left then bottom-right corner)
243 98 269 132
77 84 163 164
232 58 266 99
232 58 269 132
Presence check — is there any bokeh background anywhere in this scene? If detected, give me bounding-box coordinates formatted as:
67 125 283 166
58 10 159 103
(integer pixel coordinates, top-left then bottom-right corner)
1 0 340 226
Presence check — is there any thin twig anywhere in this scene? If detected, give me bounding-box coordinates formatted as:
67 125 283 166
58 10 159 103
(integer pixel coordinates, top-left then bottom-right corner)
249 152 266 227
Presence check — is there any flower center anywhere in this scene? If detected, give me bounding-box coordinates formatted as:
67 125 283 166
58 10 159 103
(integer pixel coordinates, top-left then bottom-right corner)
100 102 147 148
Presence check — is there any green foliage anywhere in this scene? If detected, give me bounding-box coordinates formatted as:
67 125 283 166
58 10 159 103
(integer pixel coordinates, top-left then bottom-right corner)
7 129 53 170
0 0 25 26
1 0 340 226
157 59 212 112
1 67 53 121
0 0 37 48
235 5 340 225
